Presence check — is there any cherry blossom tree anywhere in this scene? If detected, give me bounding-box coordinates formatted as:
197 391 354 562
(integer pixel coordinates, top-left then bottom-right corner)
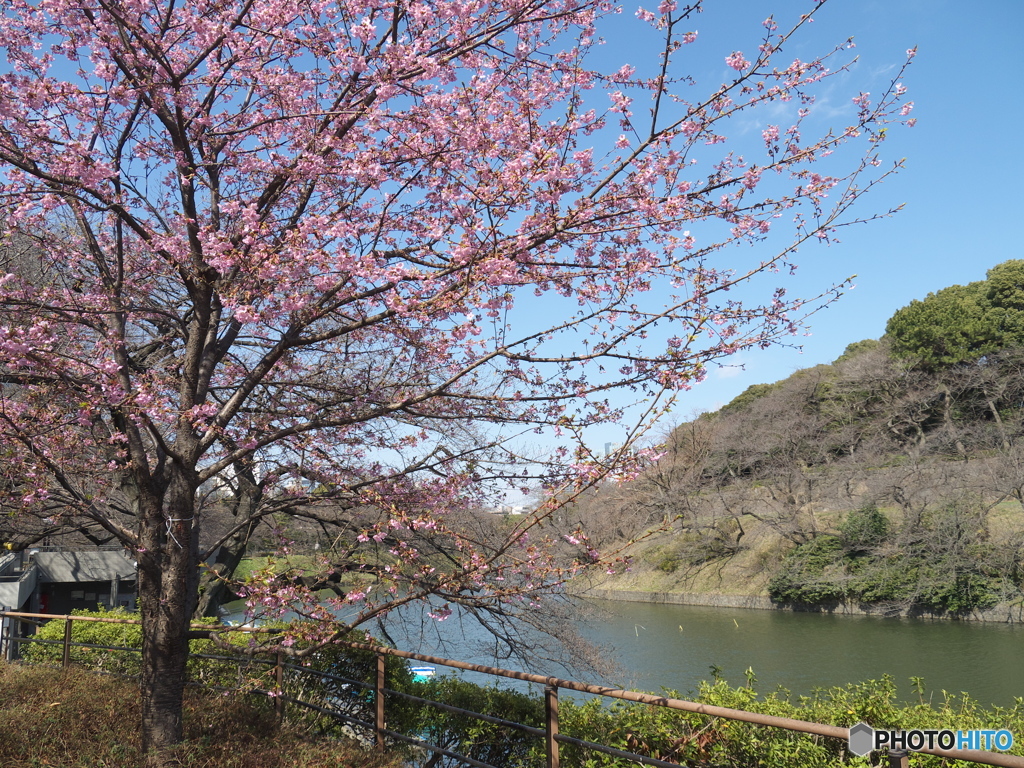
0 0 913 760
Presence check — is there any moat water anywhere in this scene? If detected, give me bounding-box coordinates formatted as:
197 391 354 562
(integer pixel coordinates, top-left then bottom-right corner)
572 599 1023 707
226 596 1024 706
384 598 1024 707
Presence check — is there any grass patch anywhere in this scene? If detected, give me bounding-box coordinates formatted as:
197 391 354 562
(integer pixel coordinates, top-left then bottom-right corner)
0 663 402 768
232 554 319 582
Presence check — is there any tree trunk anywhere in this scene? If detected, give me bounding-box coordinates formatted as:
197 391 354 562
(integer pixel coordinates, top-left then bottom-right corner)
940 385 968 460
194 522 254 618
138 468 200 766
986 396 1011 451
195 466 262 618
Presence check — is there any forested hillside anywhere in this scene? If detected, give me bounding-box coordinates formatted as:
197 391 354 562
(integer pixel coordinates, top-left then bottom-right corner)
578 262 1024 616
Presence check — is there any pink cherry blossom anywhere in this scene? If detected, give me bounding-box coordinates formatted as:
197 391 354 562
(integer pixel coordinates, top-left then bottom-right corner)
0 0 915 757
726 51 750 71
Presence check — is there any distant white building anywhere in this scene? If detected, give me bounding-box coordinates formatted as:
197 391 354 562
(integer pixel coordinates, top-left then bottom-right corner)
494 504 529 515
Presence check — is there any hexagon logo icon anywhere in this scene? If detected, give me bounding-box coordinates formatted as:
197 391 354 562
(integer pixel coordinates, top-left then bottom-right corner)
848 722 875 756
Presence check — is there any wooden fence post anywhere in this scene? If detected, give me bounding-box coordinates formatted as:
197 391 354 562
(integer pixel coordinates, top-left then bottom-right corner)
61 617 72 668
1 611 9 661
545 684 560 768
375 652 386 752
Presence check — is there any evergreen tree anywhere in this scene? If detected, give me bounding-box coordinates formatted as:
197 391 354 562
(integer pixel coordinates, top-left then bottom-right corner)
886 260 1024 369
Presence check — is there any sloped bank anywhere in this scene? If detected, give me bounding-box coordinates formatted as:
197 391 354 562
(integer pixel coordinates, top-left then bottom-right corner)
576 585 1024 623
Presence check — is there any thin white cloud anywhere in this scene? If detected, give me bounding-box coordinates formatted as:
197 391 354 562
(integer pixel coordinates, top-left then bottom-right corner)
715 362 746 378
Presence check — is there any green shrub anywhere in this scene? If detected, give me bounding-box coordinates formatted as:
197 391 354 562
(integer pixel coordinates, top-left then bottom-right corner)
657 554 681 573
21 608 249 685
838 505 890 554
405 676 544 768
21 608 145 675
767 535 847 604
284 633 419 743
768 503 1015 614
538 673 1024 768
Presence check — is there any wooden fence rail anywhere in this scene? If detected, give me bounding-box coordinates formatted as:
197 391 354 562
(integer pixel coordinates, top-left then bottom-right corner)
2 610 1022 768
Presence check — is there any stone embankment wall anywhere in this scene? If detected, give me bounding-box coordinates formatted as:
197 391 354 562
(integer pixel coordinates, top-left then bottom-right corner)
580 588 1024 623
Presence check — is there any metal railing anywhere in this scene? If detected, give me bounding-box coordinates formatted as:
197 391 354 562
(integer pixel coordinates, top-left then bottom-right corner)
2 610 1023 768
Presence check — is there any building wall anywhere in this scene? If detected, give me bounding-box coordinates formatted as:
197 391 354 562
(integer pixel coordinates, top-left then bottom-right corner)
0 556 37 613
39 581 136 615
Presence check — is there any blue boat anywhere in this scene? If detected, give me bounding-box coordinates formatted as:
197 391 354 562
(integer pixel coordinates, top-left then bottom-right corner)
411 666 435 681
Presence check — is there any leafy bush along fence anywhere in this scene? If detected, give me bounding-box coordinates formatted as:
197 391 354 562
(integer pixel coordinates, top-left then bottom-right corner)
4 610 1024 768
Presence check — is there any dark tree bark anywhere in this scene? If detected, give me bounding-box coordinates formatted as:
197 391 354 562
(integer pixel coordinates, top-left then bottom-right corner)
137 468 200 763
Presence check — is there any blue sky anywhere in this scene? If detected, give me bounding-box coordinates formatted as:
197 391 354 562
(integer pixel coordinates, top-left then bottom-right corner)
4 0 1019 484
579 0 1024 443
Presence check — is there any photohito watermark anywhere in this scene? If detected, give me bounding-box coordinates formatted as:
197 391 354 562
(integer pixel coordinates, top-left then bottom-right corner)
848 722 1015 756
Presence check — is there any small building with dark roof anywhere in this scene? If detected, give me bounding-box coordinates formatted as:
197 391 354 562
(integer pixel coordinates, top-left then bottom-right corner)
1 548 138 660
32 549 137 614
